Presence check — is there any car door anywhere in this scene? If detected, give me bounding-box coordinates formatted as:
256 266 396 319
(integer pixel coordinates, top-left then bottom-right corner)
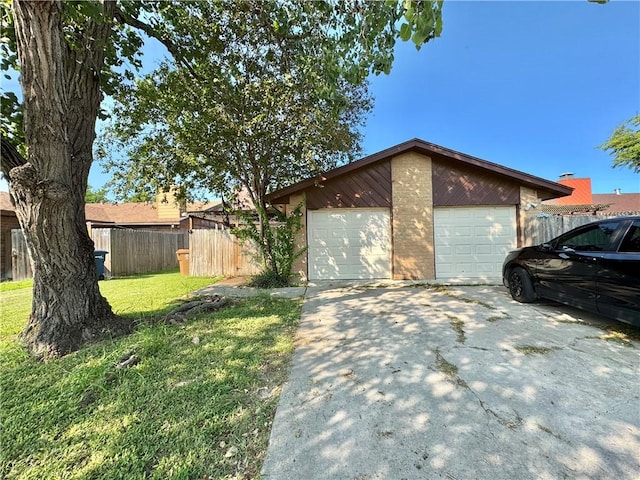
535 221 620 310
596 220 640 325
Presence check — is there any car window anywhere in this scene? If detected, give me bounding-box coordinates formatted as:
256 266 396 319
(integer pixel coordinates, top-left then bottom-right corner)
619 221 640 253
556 222 619 252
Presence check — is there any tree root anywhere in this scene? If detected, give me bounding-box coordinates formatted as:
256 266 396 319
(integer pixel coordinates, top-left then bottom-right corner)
163 295 228 324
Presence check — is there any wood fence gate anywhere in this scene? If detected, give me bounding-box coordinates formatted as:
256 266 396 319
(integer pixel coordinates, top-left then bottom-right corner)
189 228 260 277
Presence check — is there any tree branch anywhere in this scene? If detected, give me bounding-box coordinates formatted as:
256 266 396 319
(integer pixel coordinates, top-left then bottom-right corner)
113 7 203 82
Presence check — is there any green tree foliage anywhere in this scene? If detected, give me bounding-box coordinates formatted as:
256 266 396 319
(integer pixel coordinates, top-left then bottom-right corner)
99 1 444 281
234 202 307 287
84 184 109 203
0 0 443 356
0 2 24 156
598 115 640 173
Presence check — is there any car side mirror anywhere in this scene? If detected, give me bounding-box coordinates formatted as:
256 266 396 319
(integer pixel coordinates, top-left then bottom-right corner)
540 243 553 252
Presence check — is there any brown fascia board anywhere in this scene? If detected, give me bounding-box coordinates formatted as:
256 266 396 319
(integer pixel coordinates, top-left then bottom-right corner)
89 221 179 228
117 222 180 227
266 138 573 204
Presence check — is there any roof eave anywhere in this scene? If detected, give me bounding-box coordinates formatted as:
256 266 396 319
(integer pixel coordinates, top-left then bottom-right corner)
266 139 573 204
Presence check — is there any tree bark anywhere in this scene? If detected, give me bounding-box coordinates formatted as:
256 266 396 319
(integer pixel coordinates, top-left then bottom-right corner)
10 0 131 358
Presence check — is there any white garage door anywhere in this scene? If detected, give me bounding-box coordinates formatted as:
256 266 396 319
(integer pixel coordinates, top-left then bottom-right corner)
434 206 516 281
307 208 391 280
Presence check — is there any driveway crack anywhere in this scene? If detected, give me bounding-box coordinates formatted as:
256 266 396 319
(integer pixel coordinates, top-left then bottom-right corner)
433 348 524 430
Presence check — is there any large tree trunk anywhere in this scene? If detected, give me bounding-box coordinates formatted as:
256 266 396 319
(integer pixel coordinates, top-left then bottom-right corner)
8 0 131 358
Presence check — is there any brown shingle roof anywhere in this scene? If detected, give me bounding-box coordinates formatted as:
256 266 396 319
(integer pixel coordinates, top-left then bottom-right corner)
592 193 640 214
1 191 218 225
85 202 175 224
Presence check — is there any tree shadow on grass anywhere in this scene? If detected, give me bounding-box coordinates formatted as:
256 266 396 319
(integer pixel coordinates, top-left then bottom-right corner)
0 295 300 480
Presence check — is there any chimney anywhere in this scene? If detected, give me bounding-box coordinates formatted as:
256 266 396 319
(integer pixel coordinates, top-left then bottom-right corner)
155 186 185 219
614 188 621 195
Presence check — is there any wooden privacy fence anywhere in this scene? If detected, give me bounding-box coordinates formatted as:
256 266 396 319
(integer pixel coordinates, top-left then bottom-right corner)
524 214 611 246
10 229 32 282
189 227 261 277
92 229 188 277
11 228 188 281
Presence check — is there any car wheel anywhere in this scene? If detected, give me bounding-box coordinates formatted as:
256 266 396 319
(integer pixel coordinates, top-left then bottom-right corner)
508 267 536 303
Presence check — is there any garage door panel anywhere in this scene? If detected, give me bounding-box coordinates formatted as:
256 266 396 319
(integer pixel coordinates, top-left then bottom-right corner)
476 263 495 273
435 206 516 280
455 226 473 237
454 245 472 255
308 209 391 280
475 244 492 255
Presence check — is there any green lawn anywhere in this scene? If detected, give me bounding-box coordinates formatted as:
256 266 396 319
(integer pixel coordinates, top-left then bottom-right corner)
0 270 301 479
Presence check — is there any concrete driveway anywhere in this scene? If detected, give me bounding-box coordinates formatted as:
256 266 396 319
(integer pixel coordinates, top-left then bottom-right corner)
261 283 639 480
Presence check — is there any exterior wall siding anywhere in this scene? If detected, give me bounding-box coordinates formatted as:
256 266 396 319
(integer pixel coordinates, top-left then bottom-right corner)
391 152 435 280
432 159 520 206
305 160 391 209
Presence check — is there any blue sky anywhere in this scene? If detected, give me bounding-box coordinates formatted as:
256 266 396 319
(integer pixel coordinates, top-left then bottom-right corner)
2 1 639 195
363 0 639 194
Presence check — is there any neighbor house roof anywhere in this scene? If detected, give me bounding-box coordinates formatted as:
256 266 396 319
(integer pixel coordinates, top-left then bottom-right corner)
592 193 640 214
85 200 217 226
0 191 13 213
84 202 174 225
266 138 573 203
0 191 216 225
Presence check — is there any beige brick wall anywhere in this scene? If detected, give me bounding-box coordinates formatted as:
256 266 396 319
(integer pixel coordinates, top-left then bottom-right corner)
284 193 307 281
520 186 541 247
391 152 435 280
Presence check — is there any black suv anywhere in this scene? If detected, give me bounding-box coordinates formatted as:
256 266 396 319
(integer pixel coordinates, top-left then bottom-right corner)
503 216 640 326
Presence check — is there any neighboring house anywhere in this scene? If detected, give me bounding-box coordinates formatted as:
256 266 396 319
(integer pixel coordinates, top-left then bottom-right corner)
0 189 216 279
85 191 218 234
183 186 260 230
266 138 572 282
541 173 640 215
592 192 640 214
1 192 20 280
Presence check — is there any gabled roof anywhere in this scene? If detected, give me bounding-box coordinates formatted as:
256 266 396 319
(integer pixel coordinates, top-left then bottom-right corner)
266 138 572 203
